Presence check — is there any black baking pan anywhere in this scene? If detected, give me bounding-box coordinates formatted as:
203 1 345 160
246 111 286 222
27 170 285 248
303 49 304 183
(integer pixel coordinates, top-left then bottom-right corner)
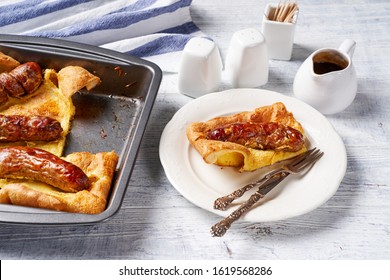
0 34 162 224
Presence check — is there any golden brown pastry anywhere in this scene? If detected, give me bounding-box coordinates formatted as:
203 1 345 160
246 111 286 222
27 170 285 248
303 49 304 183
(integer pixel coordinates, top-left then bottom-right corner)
0 65 101 156
0 151 118 214
0 52 118 214
186 102 307 171
57 66 101 97
0 52 20 73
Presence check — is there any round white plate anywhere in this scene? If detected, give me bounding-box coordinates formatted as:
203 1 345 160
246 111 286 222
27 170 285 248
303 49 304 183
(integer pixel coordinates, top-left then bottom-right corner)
159 89 347 222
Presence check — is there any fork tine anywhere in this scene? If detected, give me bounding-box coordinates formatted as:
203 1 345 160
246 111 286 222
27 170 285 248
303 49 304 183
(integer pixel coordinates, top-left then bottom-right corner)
293 149 324 171
287 147 317 166
301 151 323 171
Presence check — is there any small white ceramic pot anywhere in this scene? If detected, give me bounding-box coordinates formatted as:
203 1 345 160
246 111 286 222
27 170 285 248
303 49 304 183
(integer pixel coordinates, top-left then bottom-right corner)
225 28 269 88
178 37 222 98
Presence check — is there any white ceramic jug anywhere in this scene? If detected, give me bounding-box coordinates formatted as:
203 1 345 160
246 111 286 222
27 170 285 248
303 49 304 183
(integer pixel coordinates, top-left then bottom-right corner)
293 39 357 114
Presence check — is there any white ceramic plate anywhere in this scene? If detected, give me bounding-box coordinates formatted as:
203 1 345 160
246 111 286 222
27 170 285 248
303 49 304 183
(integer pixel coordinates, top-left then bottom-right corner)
159 89 347 222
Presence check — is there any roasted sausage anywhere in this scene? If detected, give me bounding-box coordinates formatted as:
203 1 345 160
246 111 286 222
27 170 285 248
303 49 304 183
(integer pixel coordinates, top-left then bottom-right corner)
0 62 42 98
0 114 63 142
0 72 25 97
0 146 90 193
207 122 304 152
9 62 43 94
0 83 9 104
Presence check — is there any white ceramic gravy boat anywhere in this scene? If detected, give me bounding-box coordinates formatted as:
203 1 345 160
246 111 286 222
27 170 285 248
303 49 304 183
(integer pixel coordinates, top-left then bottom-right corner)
293 39 357 114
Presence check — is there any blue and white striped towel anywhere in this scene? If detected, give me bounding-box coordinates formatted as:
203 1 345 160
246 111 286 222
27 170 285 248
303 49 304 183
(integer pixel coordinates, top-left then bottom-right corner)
0 0 204 72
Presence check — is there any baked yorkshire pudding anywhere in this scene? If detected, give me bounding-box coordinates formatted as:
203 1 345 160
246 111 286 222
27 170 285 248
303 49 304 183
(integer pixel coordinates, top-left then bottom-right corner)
0 66 101 156
0 150 118 214
186 102 307 172
0 53 119 214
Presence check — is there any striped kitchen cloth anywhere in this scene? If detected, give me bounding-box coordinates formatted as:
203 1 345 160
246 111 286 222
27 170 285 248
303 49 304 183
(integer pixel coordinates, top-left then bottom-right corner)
0 0 205 72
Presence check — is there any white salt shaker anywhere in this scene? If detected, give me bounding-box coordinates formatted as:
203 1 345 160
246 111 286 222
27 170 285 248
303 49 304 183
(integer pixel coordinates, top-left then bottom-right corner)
178 37 222 98
225 28 268 88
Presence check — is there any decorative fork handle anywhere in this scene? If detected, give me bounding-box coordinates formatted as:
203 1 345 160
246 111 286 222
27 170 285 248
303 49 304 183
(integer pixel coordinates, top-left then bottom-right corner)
211 191 266 237
211 172 288 237
213 169 284 210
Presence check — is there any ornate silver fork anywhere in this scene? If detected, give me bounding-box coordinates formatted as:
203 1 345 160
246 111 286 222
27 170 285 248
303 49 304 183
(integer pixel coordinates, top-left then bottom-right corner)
211 147 324 237
214 148 323 210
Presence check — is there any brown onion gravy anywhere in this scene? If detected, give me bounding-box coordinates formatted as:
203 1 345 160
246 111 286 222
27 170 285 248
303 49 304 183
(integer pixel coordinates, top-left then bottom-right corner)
313 61 345 74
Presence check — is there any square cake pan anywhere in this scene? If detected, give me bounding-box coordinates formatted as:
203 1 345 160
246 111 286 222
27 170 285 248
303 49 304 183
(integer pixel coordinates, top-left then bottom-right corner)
0 34 162 224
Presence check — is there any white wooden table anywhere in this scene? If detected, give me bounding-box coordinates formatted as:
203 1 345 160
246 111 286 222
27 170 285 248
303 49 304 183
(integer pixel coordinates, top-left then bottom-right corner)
1 0 389 260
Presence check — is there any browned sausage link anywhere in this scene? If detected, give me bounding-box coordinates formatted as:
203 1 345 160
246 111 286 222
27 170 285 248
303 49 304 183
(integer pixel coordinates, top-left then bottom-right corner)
0 115 63 142
9 62 42 95
207 122 305 152
0 72 25 97
0 83 9 104
0 62 42 98
0 147 90 193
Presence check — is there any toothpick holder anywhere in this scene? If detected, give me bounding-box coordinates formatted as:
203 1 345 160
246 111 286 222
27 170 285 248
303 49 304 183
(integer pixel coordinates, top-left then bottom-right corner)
261 3 298 60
